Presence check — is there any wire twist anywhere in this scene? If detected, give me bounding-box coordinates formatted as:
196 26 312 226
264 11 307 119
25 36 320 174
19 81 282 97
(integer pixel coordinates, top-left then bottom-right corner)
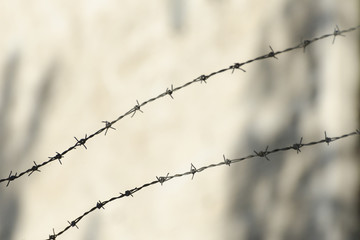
1 25 359 187
45 129 360 239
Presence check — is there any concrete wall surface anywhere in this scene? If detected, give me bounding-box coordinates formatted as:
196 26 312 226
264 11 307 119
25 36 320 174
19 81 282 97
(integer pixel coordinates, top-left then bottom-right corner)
0 1 359 239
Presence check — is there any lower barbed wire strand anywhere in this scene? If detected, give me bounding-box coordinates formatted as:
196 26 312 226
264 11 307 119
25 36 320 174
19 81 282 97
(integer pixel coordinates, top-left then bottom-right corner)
46 129 359 239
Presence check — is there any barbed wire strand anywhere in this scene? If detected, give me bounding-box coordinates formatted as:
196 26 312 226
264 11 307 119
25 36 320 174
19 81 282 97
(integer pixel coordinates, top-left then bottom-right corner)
45 130 360 239
1 25 360 187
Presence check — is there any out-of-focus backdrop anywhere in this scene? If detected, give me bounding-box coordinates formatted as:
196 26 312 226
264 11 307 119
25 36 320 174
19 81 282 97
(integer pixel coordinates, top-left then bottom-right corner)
0 1 359 239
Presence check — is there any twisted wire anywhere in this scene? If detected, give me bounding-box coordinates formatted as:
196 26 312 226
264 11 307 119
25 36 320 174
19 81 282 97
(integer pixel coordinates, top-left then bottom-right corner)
45 130 360 239
2 25 358 186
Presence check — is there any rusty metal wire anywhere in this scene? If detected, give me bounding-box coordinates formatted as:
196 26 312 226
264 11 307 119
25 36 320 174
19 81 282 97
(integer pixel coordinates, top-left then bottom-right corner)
1 25 359 186
45 130 360 239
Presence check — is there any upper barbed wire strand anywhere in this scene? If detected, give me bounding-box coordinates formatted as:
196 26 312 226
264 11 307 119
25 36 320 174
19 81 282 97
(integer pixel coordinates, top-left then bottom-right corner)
1 25 360 186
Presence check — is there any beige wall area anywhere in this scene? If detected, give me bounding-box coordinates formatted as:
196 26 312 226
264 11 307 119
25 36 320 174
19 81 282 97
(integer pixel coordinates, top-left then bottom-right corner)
0 1 359 239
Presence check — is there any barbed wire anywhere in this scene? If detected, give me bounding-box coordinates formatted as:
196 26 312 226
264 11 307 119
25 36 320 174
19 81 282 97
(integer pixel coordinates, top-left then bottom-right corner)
1 25 359 186
45 129 360 239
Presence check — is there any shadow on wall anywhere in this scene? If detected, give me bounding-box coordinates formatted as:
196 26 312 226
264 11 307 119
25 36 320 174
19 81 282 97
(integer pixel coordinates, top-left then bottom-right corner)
0 52 58 239
228 2 360 240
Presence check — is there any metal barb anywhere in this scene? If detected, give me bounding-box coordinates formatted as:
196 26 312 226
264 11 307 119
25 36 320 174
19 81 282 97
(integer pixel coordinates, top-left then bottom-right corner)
96 201 105 209
6 171 17 187
166 85 174 99
48 228 56 240
324 131 332 145
254 146 270 161
199 75 208 83
231 63 246 74
157 173 170 185
302 39 311 53
131 100 143 117
28 161 41 176
74 135 88 150
102 121 116 135
223 154 231 166
119 190 134 197
67 220 79 229
332 25 345 44
125 190 133 197
190 163 197 179
52 152 63 165
292 137 303 154
268 45 278 59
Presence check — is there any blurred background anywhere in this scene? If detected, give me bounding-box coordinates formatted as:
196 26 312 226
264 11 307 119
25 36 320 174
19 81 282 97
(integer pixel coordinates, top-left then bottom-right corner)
0 0 359 239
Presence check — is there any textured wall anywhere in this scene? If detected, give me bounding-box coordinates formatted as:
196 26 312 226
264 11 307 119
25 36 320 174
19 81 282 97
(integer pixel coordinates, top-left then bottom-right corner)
0 1 358 239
